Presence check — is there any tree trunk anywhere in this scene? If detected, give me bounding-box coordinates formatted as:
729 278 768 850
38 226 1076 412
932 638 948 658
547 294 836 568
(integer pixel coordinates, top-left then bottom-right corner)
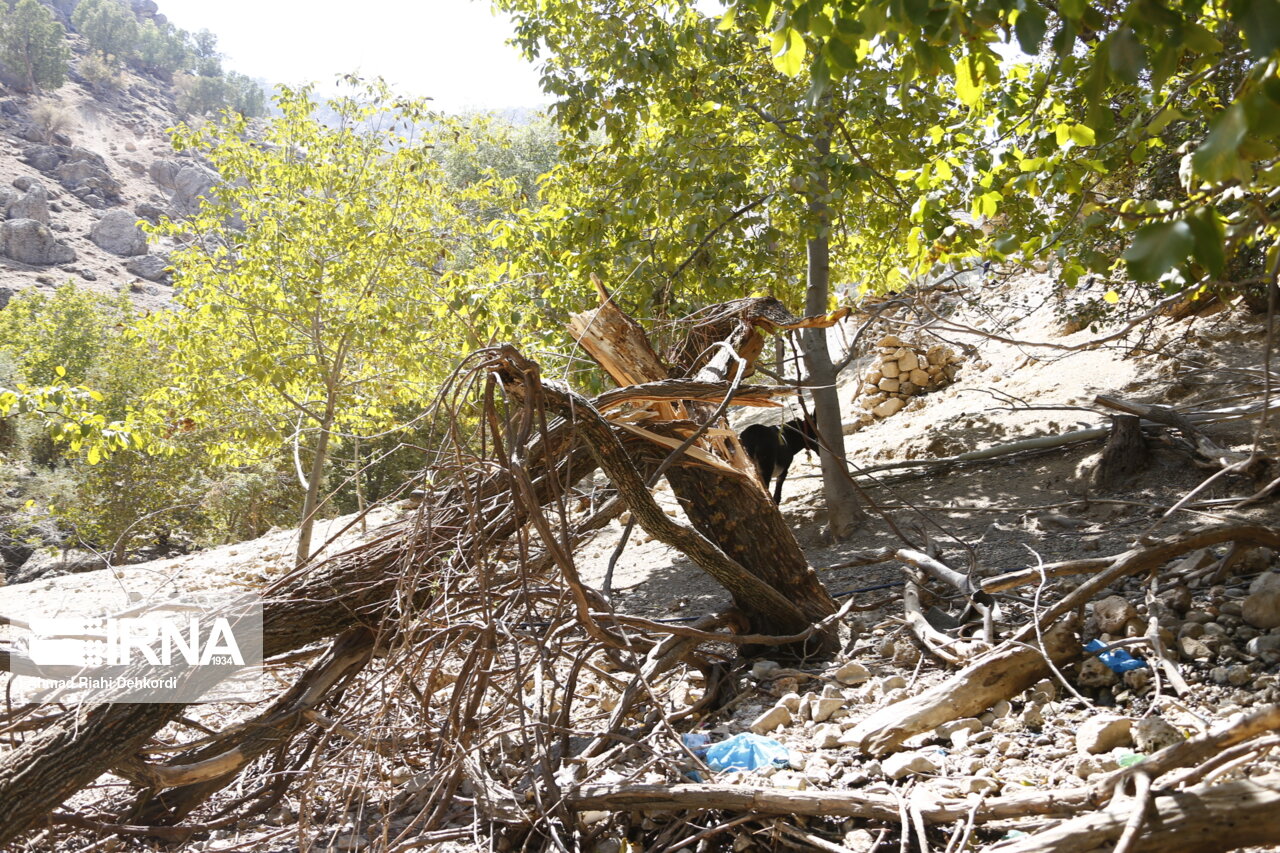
294 409 334 567
801 123 867 540
1092 414 1149 490
568 288 839 642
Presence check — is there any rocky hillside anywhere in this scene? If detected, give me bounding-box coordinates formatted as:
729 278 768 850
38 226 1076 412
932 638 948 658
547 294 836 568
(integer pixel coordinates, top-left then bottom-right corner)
0 5 240 313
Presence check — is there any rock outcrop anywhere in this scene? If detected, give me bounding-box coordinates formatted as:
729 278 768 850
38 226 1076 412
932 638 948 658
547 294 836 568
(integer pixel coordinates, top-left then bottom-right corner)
90 209 147 256
0 218 76 265
21 144 124 208
1 178 50 224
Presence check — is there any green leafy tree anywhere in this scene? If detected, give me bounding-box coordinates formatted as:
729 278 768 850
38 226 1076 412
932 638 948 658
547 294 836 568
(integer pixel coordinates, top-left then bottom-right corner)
0 0 70 93
143 79 508 566
716 0 1280 307
133 18 189 77
71 0 137 66
494 0 948 537
224 70 265 117
0 284 146 463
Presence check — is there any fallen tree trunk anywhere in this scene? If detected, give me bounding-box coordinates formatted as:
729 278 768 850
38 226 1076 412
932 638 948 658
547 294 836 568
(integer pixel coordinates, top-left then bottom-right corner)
990 773 1280 853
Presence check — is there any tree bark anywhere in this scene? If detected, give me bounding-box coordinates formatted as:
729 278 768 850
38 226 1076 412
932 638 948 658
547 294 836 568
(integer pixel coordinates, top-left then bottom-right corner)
294 407 335 567
802 120 867 540
1092 413 1149 490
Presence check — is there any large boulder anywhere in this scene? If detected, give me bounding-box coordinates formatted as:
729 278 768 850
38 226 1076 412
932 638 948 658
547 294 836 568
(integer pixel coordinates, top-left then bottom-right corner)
125 253 171 282
90 210 147 256
10 547 107 585
172 164 217 212
1 218 76 265
4 178 49 224
0 286 14 309
20 144 62 173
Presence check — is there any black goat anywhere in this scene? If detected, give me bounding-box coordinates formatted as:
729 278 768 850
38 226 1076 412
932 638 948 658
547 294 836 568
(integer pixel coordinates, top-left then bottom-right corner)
739 418 820 503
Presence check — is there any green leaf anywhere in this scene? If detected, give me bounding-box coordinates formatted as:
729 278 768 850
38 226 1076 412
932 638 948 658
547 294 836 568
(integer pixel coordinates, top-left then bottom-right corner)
1014 5 1047 56
825 35 858 70
955 54 983 108
1107 27 1145 84
1123 220 1195 281
770 27 807 77
1186 206 1226 277
1231 0 1280 59
1054 122 1095 147
1191 103 1249 183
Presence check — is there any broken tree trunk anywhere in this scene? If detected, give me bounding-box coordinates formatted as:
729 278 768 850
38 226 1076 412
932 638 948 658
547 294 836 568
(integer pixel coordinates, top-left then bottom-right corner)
1092 414 1150 490
567 284 840 642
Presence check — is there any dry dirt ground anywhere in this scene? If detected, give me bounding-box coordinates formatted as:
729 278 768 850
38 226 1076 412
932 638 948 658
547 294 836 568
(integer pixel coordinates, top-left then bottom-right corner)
3 273 1280 851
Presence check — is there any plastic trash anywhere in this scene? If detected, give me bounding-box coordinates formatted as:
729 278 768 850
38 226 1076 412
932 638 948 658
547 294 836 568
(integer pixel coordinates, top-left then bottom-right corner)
704 732 791 772
681 732 711 756
1084 639 1147 673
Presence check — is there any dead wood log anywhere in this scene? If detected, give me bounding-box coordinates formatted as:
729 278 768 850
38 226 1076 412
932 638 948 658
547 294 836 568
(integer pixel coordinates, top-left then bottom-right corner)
566 781 1090 824
1095 394 1242 467
990 773 1280 853
125 627 375 824
1092 414 1150 490
843 616 1081 755
495 348 812 635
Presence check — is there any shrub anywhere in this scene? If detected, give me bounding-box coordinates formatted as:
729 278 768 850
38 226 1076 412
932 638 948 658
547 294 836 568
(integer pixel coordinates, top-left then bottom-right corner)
29 100 74 143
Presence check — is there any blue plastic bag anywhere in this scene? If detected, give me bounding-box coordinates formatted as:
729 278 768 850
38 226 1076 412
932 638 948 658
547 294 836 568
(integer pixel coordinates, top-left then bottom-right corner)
1084 639 1147 673
704 732 791 772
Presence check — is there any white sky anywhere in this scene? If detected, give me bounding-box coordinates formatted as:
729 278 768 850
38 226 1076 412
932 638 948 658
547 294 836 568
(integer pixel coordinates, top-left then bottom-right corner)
154 0 551 113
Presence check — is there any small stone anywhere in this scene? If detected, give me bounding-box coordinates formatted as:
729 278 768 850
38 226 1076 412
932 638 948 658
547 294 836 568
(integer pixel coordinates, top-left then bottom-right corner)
936 718 984 739
750 704 793 734
878 377 901 393
1178 635 1213 661
991 700 1012 718
877 334 903 348
865 370 883 386
898 351 920 372
1244 572 1280 629
879 675 907 691
1021 704 1045 729
960 776 1000 795
873 397 906 418
813 723 842 749
1162 585 1193 613
1076 715 1133 755
834 661 872 685
1095 596 1138 634
909 368 930 386
1246 635 1280 655
1227 664 1252 686
771 769 807 790
778 692 802 712
845 829 877 852
1123 668 1151 691
881 359 901 378
899 381 919 396
882 751 939 779
812 696 845 723
1134 716 1184 753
